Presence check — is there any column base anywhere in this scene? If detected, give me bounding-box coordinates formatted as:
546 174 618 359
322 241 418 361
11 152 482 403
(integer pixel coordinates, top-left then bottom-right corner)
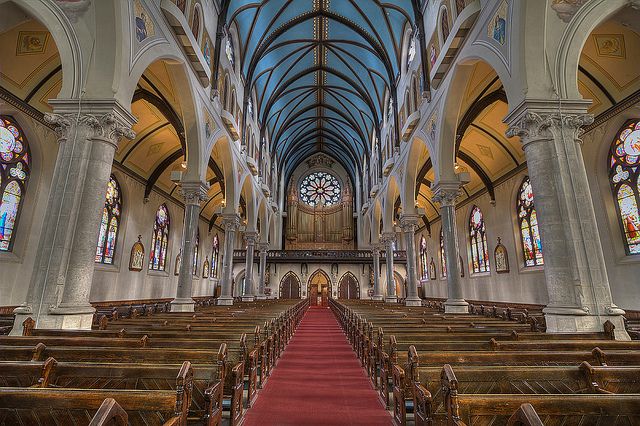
444 299 469 314
242 296 255 302
543 307 630 340
404 297 423 307
170 298 196 312
372 295 384 301
21 303 97 332
255 296 267 301
217 296 234 306
385 296 398 303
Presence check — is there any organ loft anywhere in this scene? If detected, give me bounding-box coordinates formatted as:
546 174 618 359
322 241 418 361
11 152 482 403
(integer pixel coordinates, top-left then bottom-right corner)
0 0 639 424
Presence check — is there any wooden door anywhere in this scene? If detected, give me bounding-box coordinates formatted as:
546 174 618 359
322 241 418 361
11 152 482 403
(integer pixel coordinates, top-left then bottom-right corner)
321 287 328 307
309 286 318 306
279 273 301 299
338 274 360 299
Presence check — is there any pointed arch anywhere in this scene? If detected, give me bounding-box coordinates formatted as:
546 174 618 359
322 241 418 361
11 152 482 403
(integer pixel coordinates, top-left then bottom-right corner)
468 205 489 273
149 204 170 271
279 271 301 299
338 272 360 299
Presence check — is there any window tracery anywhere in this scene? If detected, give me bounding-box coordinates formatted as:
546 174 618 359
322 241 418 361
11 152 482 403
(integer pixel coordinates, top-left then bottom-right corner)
299 171 341 207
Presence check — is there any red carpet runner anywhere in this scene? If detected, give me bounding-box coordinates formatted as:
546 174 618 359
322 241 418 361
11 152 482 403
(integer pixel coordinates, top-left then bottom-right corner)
244 306 392 426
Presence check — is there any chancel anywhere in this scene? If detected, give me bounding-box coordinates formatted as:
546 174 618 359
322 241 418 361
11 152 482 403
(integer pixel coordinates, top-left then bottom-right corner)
1 0 640 424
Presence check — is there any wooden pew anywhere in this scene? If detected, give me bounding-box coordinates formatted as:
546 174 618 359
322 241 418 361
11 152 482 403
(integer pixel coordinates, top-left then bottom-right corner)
0 361 194 426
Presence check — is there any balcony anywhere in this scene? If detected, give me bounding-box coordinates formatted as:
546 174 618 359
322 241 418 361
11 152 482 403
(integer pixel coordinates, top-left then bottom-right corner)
233 249 407 264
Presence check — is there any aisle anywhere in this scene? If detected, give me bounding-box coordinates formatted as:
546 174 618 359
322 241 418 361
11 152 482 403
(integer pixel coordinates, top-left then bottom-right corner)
243 306 392 426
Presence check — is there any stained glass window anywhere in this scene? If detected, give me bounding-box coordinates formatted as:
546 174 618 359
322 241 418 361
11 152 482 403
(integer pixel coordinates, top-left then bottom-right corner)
469 206 489 273
192 231 199 275
517 177 544 266
440 229 447 278
149 204 170 270
419 236 428 280
211 234 220 277
0 116 30 252
609 119 640 255
95 175 122 264
299 171 341 206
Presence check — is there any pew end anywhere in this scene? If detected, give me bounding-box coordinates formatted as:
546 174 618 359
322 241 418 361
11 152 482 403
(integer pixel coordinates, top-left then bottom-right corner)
88 398 128 426
506 403 543 426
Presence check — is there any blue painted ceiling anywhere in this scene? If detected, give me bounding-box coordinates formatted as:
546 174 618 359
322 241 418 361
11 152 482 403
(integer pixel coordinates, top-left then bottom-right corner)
226 0 415 182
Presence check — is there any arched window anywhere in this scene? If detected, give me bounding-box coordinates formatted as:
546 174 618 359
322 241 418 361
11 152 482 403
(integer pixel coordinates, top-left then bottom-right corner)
609 119 640 255
191 4 201 41
469 206 489 273
440 229 447 277
192 230 199 275
517 177 544 266
95 175 122 264
210 234 220 277
419 236 428 280
0 116 30 252
149 204 170 270
440 7 450 41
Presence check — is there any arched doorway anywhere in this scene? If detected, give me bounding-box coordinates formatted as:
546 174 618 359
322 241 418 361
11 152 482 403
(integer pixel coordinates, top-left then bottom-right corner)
279 272 301 299
308 269 331 307
338 272 360 299
394 272 406 299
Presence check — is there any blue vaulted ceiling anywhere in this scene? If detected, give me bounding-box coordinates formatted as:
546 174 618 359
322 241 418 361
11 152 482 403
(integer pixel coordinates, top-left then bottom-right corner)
226 0 416 182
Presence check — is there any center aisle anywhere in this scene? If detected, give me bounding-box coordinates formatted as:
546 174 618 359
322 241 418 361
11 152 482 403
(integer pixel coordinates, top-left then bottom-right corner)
243 306 392 426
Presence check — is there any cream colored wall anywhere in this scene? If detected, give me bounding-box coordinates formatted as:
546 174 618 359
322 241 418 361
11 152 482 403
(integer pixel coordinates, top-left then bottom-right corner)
0 116 220 307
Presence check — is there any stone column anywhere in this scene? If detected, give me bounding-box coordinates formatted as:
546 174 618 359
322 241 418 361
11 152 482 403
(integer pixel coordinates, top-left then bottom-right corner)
256 242 269 300
432 182 469 314
401 214 422 306
13 100 135 333
372 245 383 301
218 214 240 306
381 232 397 303
506 101 629 339
171 181 209 312
241 231 258 302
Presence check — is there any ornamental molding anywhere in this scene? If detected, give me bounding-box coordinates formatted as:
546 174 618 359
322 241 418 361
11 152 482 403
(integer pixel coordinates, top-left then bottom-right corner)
180 181 209 205
43 112 136 146
257 242 270 251
305 153 334 168
54 0 91 23
244 231 259 244
380 232 396 244
221 213 241 231
399 214 420 232
550 0 588 23
431 182 461 207
506 111 594 146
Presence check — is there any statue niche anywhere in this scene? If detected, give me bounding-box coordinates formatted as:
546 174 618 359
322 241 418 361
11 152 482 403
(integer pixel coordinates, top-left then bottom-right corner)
286 170 354 250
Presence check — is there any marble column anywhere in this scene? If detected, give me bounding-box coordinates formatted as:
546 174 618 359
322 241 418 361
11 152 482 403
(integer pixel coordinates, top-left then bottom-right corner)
372 245 383 301
218 214 240 306
506 101 629 339
13 100 135 334
171 181 209 312
401 214 422 306
432 181 469 314
256 242 269 300
382 232 397 303
241 232 258 302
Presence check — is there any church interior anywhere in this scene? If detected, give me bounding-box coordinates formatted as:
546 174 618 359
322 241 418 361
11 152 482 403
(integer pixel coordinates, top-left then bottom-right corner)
1 0 640 424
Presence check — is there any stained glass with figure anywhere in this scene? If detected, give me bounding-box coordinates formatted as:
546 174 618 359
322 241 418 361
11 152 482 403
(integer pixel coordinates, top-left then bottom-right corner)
419 236 428 280
469 206 489 273
95 175 122 264
609 119 640 255
299 171 341 206
149 204 170 270
440 230 447 277
0 116 30 252
193 231 199 275
517 177 543 266
211 234 220 277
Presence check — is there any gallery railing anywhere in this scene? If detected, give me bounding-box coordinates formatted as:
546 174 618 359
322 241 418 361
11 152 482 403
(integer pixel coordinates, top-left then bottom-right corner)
232 249 407 263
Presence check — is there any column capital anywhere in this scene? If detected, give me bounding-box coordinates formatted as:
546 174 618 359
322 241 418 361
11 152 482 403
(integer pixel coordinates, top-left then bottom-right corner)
257 242 270 251
505 99 593 147
399 214 420 232
221 213 241 231
431 181 461 207
244 231 259 245
180 181 209 206
371 244 383 255
380 232 396 245
45 99 136 147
